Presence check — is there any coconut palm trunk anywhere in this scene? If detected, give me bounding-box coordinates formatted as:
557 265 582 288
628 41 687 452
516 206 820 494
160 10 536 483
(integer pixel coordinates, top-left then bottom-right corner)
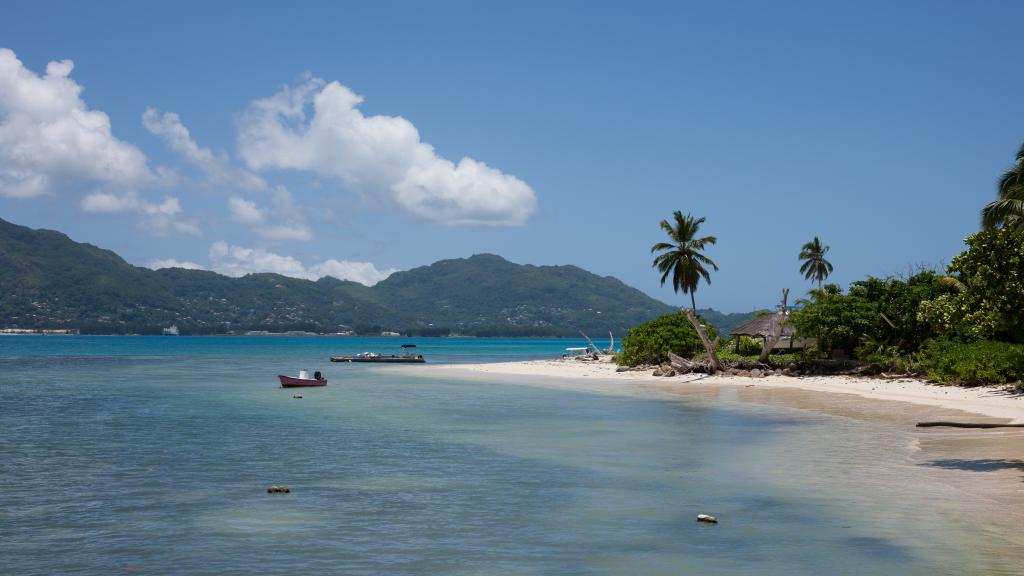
651 211 720 372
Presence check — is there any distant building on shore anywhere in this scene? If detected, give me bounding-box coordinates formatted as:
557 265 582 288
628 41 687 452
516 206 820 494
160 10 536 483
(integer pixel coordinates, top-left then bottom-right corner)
0 328 79 335
162 325 180 336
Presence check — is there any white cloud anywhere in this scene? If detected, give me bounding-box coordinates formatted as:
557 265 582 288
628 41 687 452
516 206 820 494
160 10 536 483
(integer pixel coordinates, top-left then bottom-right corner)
144 108 311 241
237 76 537 225
228 196 265 224
227 187 312 241
308 259 396 286
81 191 201 237
208 241 395 285
0 48 153 198
147 258 205 270
143 107 267 192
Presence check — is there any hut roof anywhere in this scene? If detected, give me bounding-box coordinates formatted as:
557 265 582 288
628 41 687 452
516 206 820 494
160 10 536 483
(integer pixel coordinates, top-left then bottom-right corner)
730 311 795 338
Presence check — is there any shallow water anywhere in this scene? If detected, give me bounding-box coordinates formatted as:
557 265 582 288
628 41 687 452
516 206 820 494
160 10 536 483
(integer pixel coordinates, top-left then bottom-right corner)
1 336 1021 575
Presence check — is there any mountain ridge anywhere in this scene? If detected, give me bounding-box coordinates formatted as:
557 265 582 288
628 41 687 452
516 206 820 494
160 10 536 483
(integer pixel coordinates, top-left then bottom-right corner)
0 218 754 336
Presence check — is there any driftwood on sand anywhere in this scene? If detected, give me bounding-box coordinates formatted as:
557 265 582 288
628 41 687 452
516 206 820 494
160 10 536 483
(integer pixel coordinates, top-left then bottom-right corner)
579 331 606 355
916 422 1024 429
667 351 715 374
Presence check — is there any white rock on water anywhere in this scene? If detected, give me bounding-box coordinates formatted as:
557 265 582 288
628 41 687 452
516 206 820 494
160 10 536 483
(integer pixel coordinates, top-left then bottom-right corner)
697 514 718 524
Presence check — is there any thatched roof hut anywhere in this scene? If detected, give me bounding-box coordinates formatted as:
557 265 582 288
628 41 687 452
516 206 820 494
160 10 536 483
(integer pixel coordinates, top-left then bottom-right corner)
730 312 810 351
730 312 795 339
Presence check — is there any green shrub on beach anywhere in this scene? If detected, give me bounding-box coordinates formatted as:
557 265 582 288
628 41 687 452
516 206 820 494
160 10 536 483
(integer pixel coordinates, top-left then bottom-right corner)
618 312 716 366
918 228 1024 342
715 350 800 365
917 339 1024 385
729 336 763 356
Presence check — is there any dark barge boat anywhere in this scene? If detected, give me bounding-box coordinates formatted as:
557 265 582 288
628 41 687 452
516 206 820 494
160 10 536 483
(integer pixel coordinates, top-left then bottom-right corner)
331 344 426 363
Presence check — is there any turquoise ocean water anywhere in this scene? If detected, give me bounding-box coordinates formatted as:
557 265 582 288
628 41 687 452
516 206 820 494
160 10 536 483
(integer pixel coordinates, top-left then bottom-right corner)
1 336 1020 575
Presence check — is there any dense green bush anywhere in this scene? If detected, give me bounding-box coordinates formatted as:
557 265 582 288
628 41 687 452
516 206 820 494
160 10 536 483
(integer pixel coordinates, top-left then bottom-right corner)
917 339 1024 385
789 284 877 356
725 335 764 356
618 312 716 366
790 272 953 358
918 228 1024 342
715 350 800 365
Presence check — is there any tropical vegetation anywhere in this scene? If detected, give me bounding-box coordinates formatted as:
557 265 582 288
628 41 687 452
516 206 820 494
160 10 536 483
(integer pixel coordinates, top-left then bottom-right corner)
798 236 833 288
980 143 1024 231
618 312 716 366
626 141 1024 386
650 211 718 311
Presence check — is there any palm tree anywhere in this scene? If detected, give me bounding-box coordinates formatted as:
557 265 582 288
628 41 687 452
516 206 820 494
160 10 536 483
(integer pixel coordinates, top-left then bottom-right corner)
981 142 1024 231
799 236 833 288
651 211 718 311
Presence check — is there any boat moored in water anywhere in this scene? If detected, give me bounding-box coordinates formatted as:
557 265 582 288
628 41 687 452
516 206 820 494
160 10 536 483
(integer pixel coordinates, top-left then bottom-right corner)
331 344 426 363
278 370 327 387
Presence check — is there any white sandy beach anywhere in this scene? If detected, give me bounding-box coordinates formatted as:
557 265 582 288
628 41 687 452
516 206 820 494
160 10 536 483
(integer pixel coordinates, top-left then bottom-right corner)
436 357 1024 423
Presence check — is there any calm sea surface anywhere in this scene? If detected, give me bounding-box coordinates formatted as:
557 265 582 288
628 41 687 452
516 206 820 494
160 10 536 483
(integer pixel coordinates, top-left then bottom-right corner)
1 336 1020 575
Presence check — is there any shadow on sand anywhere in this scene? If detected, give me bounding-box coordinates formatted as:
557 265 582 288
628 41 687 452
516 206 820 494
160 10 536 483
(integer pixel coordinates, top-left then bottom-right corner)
926 459 1024 478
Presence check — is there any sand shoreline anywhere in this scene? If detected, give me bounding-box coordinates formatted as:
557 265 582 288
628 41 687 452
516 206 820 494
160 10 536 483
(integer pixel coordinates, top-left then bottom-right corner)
428 358 1024 423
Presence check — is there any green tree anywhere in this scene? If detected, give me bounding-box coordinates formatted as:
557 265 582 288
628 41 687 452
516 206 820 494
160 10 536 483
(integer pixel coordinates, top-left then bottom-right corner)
650 211 718 311
618 312 717 366
790 284 876 356
798 236 833 288
918 227 1024 342
981 142 1024 231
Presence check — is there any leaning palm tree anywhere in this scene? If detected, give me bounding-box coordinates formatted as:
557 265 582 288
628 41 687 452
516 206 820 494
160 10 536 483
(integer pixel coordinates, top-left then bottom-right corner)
799 236 833 288
650 211 718 311
981 142 1024 231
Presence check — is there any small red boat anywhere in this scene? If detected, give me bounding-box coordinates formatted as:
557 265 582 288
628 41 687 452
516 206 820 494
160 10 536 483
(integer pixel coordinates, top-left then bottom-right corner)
278 371 327 388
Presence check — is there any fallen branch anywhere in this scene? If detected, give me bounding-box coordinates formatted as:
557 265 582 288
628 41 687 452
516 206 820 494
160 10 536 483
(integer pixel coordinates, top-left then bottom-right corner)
668 351 698 372
579 331 606 355
916 422 1024 429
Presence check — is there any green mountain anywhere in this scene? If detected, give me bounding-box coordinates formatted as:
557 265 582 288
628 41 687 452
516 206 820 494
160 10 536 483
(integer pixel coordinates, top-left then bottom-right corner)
694 308 761 336
0 218 701 336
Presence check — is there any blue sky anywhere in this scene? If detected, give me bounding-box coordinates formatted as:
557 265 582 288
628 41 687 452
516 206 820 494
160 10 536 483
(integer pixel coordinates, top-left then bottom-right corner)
1 0 1021 312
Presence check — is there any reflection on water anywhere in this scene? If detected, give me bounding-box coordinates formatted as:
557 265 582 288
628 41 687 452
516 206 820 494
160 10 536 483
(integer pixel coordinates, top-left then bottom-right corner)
0 337 1022 575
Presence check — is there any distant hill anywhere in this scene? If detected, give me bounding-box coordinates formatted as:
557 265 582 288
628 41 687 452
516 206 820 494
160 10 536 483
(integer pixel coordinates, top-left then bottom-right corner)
695 308 761 336
3 217 744 336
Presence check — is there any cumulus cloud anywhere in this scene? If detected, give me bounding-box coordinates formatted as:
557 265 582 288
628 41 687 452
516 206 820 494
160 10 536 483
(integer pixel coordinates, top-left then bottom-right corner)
208 241 395 285
81 191 201 237
227 196 265 224
144 107 311 241
147 258 205 271
307 259 396 286
143 107 267 192
0 48 154 198
227 186 311 241
237 76 537 225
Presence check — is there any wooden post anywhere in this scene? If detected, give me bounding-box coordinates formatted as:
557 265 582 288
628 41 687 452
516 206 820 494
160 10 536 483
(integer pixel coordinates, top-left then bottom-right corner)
684 309 721 373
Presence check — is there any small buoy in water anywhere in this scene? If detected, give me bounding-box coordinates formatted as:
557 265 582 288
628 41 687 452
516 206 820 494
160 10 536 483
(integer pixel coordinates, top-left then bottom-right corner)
697 514 718 524
292 394 303 399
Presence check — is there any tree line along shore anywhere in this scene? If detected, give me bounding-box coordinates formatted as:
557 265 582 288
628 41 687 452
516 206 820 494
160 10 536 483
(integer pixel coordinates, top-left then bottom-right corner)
621 141 1024 388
